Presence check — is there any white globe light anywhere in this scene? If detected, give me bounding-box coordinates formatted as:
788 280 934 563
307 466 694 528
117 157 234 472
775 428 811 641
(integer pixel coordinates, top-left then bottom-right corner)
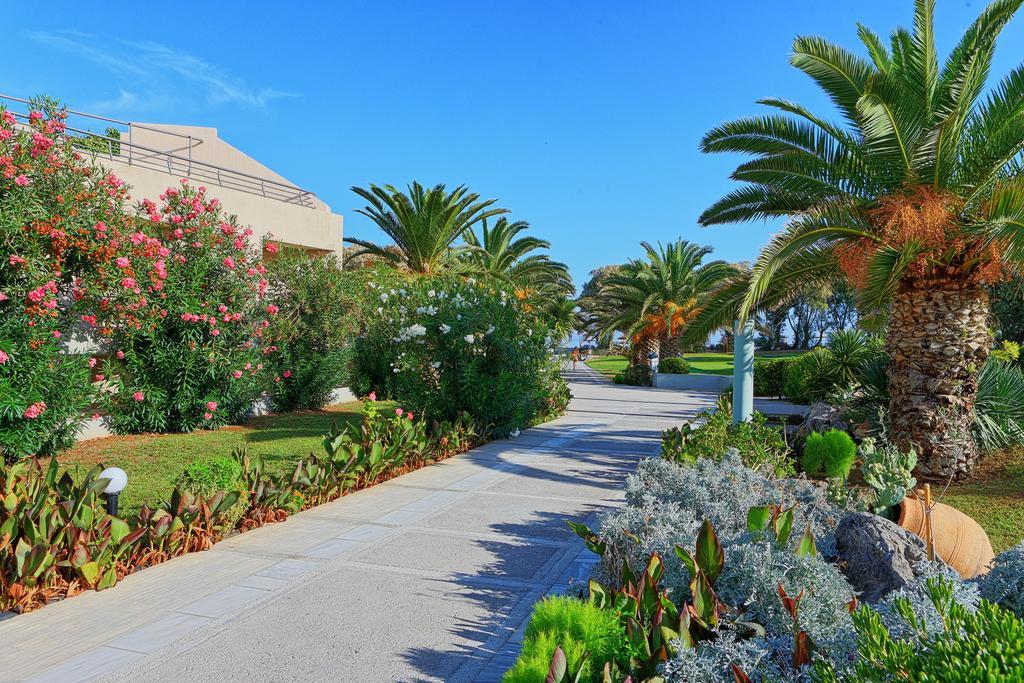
99 467 128 494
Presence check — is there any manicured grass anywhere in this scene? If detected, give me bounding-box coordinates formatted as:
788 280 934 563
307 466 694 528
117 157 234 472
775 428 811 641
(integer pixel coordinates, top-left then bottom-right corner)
585 351 806 379
943 446 1024 553
584 355 629 379
59 402 368 519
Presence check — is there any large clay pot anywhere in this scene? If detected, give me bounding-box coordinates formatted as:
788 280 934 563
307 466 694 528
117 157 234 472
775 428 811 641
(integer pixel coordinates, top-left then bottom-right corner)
897 496 994 578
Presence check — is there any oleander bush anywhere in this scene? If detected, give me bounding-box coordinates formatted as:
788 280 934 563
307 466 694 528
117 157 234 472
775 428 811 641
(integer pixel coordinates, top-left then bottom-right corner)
0 100 143 460
657 356 691 375
348 275 569 437
97 181 275 434
265 255 379 411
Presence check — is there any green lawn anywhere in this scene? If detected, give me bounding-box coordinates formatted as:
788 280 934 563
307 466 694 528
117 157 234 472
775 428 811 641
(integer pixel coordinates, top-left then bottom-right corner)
944 446 1024 553
586 351 806 379
59 402 367 519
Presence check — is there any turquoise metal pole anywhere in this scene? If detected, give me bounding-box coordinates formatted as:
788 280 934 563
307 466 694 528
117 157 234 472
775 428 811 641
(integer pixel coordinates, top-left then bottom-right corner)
732 319 755 424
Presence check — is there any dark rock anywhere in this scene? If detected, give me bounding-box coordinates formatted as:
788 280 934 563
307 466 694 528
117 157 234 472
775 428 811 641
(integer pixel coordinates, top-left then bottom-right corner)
835 512 936 603
793 402 848 450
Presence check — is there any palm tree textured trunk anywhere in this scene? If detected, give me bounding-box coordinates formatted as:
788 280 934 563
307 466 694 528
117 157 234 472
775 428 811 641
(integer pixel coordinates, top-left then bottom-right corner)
886 278 990 480
659 331 680 359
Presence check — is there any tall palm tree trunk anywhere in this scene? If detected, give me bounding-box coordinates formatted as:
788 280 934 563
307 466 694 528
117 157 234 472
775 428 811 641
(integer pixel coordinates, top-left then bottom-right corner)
659 331 680 358
630 336 655 366
886 279 990 480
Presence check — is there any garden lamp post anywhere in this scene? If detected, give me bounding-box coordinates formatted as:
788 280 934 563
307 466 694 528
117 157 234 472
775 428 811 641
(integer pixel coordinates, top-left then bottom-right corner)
732 318 754 425
99 467 128 517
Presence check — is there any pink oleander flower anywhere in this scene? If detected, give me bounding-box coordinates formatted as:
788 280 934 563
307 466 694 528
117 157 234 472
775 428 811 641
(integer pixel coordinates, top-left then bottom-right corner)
232 370 243 379
9 254 26 266
395 408 404 417
407 412 414 421
52 330 61 338
265 304 279 315
223 256 236 270
14 175 30 187
265 242 279 254
28 111 43 122
0 350 9 364
91 413 101 420
132 391 144 402
282 370 291 378
211 329 220 336
88 357 97 368
95 374 105 381
368 392 377 401
204 412 213 420
120 277 137 289
207 401 218 411
116 257 130 268
23 401 46 419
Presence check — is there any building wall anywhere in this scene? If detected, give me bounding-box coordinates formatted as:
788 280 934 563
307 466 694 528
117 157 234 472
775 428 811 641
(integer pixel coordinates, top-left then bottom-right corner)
92 123 343 257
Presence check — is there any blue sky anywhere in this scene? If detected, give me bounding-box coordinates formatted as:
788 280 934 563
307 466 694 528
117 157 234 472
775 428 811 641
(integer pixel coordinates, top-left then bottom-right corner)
5 1 1024 291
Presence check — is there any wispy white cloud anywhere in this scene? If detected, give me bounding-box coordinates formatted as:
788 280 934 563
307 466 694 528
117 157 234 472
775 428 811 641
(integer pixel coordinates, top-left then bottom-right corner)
27 30 297 113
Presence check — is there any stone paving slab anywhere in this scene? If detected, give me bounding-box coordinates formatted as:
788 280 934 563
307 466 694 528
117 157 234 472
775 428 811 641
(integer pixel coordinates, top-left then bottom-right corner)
0 366 713 682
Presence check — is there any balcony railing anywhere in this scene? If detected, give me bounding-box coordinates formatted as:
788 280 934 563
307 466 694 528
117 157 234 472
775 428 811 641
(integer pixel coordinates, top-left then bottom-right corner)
0 94 318 208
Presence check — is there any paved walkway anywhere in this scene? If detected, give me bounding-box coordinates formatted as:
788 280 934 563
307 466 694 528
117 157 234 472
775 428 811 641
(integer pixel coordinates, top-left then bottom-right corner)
0 368 715 682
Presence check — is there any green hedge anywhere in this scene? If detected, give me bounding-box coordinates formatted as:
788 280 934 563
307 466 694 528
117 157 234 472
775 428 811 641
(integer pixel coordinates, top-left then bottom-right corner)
753 357 799 397
658 357 691 375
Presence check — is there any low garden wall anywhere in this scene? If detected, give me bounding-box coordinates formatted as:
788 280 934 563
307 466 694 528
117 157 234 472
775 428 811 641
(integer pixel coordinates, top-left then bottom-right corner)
652 372 731 392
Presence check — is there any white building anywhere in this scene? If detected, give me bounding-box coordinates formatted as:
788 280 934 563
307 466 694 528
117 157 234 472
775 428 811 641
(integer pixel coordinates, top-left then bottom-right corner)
2 94 344 258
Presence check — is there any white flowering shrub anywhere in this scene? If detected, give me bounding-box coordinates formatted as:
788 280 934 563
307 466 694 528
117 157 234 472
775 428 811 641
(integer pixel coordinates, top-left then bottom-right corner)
348 274 568 436
973 541 1024 618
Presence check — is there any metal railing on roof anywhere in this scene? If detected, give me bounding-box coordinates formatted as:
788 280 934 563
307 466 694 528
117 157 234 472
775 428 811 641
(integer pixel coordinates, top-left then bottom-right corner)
0 94 318 208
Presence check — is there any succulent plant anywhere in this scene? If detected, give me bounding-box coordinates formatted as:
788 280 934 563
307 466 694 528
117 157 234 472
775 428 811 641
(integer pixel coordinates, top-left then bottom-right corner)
858 437 917 516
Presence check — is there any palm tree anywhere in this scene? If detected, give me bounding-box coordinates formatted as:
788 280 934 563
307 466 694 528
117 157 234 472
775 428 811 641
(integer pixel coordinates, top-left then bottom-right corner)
591 240 737 362
346 182 507 274
698 0 1024 478
542 296 582 345
462 217 574 296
